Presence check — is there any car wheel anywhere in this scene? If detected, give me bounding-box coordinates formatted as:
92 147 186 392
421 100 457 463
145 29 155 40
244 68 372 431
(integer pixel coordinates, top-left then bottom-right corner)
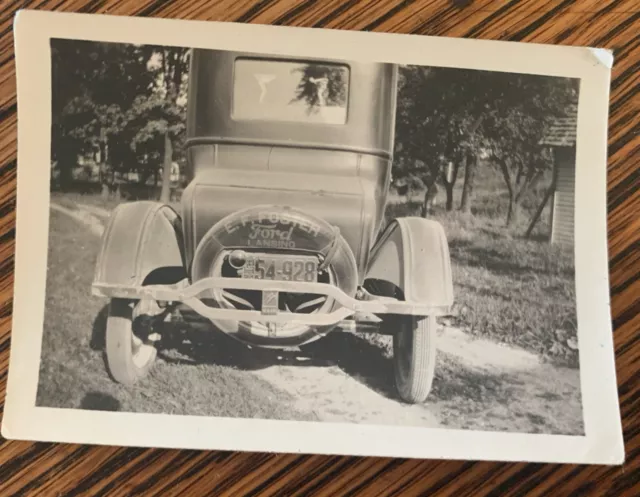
391 315 437 404
105 298 157 385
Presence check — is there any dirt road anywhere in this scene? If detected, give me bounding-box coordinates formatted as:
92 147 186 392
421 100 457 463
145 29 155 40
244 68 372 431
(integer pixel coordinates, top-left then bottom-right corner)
50 201 583 435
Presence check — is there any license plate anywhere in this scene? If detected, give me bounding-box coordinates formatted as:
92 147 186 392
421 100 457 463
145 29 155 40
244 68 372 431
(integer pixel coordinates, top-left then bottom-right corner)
240 253 318 282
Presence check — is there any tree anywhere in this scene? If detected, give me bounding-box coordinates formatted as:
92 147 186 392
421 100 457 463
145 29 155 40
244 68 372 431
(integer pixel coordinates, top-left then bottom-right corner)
50 40 189 200
125 46 189 202
459 152 477 213
155 46 189 202
124 52 188 203
393 66 440 210
458 116 484 213
494 150 547 227
394 66 483 213
393 65 578 224
291 63 348 112
51 40 157 191
478 74 578 226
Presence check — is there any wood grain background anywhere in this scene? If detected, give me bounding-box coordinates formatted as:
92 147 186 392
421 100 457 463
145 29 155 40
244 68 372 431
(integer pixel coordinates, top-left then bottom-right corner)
0 0 637 495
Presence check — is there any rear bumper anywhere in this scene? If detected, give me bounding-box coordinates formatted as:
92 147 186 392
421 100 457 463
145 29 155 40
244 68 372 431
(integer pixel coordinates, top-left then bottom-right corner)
92 277 450 327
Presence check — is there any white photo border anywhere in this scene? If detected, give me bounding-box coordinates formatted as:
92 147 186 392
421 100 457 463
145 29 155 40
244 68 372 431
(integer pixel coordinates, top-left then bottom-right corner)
3 9 624 465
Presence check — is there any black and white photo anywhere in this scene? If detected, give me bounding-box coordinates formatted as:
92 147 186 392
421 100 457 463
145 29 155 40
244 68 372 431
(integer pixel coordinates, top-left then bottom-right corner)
3 10 623 465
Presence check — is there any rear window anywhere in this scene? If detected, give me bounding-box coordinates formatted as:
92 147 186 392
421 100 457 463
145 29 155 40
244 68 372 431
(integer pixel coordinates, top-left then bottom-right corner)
232 58 349 125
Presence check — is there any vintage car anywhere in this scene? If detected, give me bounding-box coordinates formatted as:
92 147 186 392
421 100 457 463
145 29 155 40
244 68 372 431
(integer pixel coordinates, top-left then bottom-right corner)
92 48 454 404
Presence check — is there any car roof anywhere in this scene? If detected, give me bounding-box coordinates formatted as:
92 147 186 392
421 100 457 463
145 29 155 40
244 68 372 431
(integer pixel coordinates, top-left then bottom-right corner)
186 48 398 159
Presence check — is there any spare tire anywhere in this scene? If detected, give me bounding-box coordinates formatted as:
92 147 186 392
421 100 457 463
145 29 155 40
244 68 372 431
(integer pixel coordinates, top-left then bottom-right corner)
191 205 358 344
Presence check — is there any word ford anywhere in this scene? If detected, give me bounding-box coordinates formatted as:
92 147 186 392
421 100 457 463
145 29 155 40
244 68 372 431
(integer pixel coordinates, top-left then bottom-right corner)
248 224 293 241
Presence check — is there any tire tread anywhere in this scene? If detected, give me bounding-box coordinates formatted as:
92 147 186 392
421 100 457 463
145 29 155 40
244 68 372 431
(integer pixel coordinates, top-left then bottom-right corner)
105 299 156 385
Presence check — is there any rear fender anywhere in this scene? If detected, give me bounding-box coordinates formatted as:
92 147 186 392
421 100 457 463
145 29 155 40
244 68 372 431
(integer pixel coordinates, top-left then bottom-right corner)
92 201 186 292
364 217 453 310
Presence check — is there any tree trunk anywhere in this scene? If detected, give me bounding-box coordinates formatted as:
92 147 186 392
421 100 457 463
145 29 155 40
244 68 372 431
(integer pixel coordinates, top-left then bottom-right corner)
59 160 73 191
138 169 148 185
496 157 516 227
525 183 555 238
444 182 454 211
440 159 459 212
421 182 438 217
460 153 477 214
160 132 173 203
506 193 519 227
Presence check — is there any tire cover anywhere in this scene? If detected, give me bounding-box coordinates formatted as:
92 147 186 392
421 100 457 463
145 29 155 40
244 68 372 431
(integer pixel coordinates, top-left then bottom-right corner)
191 205 358 343
192 204 358 296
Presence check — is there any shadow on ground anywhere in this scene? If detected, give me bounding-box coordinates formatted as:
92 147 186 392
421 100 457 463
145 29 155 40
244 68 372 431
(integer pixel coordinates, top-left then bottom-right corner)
80 392 121 412
93 305 531 407
90 305 109 351
169 318 538 404
91 303 400 397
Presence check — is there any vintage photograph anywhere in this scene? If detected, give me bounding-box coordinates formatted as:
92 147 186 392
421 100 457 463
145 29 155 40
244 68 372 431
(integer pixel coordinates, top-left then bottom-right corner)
36 37 583 436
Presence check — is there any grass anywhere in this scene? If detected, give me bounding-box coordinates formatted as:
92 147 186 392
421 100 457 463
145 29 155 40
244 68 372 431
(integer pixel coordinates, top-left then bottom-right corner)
37 210 315 420
385 161 578 368
50 191 181 213
427 353 582 434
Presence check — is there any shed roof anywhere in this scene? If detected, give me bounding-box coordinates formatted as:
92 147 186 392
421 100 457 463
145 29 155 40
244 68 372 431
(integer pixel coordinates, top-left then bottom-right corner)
540 104 578 147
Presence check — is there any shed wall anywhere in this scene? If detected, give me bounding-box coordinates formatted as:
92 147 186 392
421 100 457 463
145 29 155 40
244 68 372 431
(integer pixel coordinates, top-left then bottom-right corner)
551 147 576 246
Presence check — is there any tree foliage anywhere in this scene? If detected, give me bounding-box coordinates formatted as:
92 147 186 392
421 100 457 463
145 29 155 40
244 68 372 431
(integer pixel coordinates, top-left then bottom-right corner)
291 64 348 112
51 40 189 197
52 41 578 226
393 65 578 225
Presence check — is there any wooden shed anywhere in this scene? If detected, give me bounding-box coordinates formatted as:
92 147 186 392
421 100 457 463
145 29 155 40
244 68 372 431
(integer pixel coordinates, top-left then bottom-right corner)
530 106 578 245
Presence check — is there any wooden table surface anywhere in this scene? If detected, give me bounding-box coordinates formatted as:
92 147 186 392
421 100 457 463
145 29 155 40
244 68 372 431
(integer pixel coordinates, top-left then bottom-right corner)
0 1 638 495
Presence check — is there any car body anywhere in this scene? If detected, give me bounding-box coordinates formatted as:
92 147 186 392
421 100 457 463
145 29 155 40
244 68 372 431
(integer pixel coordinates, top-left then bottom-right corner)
92 48 454 403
